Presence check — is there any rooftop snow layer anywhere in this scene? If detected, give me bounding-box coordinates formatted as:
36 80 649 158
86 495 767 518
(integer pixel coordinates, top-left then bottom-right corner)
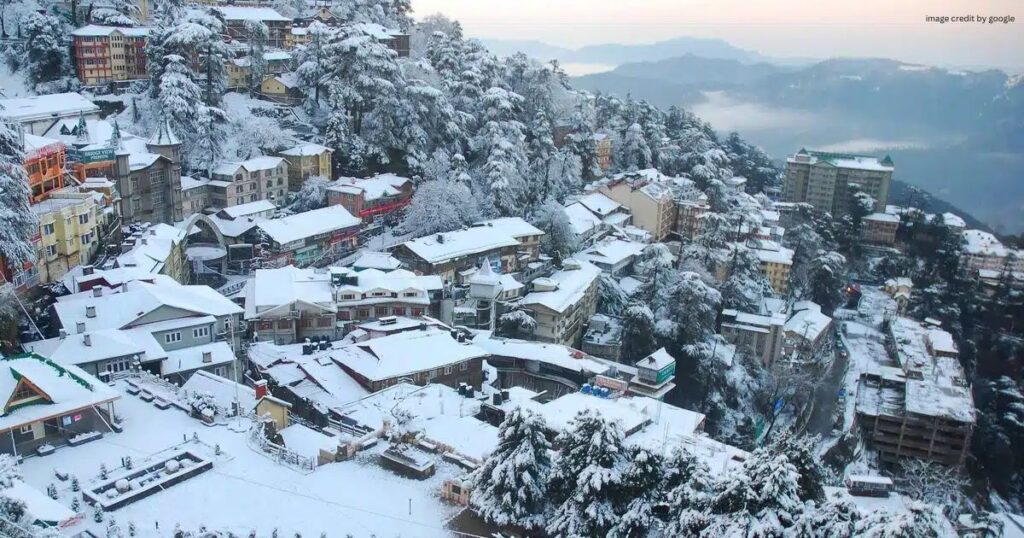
256 205 361 245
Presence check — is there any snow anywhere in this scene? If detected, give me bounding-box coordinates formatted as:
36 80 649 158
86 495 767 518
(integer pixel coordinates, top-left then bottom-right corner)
116 223 188 273
180 371 257 414
471 217 543 240
575 192 621 217
749 240 794 266
0 354 120 432
787 150 894 172
864 212 900 224
212 155 285 176
353 22 404 40
278 142 332 157
2 480 76 524
16 383 462 537
784 302 832 342
962 229 1008 256
213 6 290 22
563 202 602 236
636 348 674 370
279 424 339 459
0 92 98 123
256 205 361 245
329 173 410 202
471 332 612 376
220 199 276 219
351 251 402 270
941 212 966 229
519 259 601 314
180 175 209 191
25 329 147 367
401 226 521 264
332 329 487 382
578 239 646 268
55 280 240 332
71 24 150 37
162 341 236 375
824 486 908 514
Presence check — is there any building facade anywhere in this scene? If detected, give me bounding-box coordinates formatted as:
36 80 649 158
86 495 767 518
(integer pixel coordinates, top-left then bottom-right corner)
327 174 413 222
210 156 289 208
71 25 149 86
783 149 893 217
278 143 333 191
31 192 101 284
23 135 68 203
115 124 184 225
518 259 601 348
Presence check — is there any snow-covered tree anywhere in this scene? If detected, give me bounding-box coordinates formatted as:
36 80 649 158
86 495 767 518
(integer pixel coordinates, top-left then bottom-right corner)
289 176 330 213
614 123 652 172
719 245 771 312
547 410 626 538
470 88 529 216
188 106 228 175
767 434 827 502
244 20 269 96
539 148 582 204
609 446 664 538
470 407 552 530
158 54 203 137
597 274 629 316
855 501 955 537
498 309 536 337
531 200 579 258
0 113 38 277
897 459 968 518
7 12 78 93
620 303 658 363
805 251 847 314
402 178 481 235
789 500 862 538
667 272 722 346
91 0 138 26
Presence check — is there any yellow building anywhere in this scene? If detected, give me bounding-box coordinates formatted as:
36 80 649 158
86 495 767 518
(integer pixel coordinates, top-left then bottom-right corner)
751 241 794 295
259 74 302 104
227 51 293 91
31 192 101 284
286 26 311 49
277 143 334 190
596 170 677 241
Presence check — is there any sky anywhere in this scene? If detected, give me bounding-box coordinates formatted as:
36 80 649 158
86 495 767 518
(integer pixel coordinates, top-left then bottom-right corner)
411 0 1024 71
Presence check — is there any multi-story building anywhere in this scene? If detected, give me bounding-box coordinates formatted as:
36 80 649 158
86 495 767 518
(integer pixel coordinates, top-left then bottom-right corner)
582 314 623 361
960 229 1024 275
353 23 411 58
392 218 545 283
210 156 289 208
718 308 786 365
285 26 311 49
517 259 601 347
113 223 190 283
243 265 444 344
750 240 794 295
594 132 613 171
180 176 211 218
31 192 101 284
0 92 100 136
592 169 677 241
71 25 149 86
327 174 413 223
114 122 185 225
676 197 711 240
782 301 834 362
215 7 292 48
255 205 362 268
628 348 677 400
23 134 68 203
278 143 334 191
226 51 293 90
577 239 646 276
854 318 974 465
783 149 893 216
861 212 901 245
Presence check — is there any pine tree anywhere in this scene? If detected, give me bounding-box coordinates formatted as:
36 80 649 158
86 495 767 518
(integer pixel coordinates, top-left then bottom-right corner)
789 500 861 538
12 12 78 93
855 501 956 537
614 123 652 172
768 433 827 502
402 178 481 236
609 446 664 538
620 303 658 363
244 20 270 97
532 200 579 258
547 410 626 538
0 113 36 276
470 407 552 530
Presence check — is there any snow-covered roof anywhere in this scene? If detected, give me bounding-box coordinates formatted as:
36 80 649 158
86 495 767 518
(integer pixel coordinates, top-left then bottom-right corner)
214 6 290 22
352 22 404 40
279 424 338 459
212 155 285 176
887 318 973 423
22 133 64 153
942 212 966 229
576 192 621 217
749 240 794 266
788 149 894 172
220 199 276 219
257 205 361 245
275 73 300 89
0 93 98 123
401 228 520 264
2 480 76 525
578 239 646 267
864 212 900 224
471 217 543 239
0 354 120 431
824 486 907 515
520 259 601 314
162 341 236 375
328 174 410 201
351 251 402 271
180 370 257 412
471 332 611 376
563 202 601 236
784 302 832 341
24 329 146 367
279 142 332 157
180 175 209 191
55 280 241 332
636 348 674 370
71 24 150 37
333 329 487 382
115 223 187 273
962 229 1008 257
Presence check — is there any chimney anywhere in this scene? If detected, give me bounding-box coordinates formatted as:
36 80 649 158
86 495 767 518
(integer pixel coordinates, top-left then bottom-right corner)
93 285 103 297
82 265 94 276
76 321 86 333
59 329 67 339
202 351 212 363
254 380 268 400
86 305 96 318
83 333 92 347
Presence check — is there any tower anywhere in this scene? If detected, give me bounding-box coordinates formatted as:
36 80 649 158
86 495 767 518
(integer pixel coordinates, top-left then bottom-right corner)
467 260 501 330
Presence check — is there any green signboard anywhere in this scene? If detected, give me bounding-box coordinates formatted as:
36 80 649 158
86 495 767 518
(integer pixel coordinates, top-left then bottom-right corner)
68 146 115 164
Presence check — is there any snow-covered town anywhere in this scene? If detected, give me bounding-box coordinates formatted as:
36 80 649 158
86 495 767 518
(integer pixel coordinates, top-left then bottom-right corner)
0 0 1022 536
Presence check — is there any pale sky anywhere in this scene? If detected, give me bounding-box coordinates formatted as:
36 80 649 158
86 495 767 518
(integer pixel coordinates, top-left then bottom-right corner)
412 0 1024 71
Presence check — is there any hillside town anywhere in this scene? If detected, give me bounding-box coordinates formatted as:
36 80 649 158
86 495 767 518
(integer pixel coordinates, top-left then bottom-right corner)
0 0 1022 537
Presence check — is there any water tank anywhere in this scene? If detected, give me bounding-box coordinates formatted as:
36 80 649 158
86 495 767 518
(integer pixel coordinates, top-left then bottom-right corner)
581 384 593 394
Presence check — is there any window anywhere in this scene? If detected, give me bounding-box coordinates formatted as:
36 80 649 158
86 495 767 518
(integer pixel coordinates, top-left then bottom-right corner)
214 366 228 377
444 365 452 375
45 245 57 257
42 223 54 235
81 233 93 245
193 326 210 338
236 185 244 193
250 194 257 202
164 331 181 344
266 181 272 188
12 383 36 401
19 425 32 435
106 357 131 373
236 197 244 205
460 362 468 372
317 316 333 328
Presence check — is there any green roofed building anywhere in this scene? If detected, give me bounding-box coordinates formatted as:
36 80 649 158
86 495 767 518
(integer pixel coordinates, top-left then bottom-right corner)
783 148 894 217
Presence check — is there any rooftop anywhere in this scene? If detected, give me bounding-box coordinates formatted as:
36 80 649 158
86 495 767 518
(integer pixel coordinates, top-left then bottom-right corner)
471 332 612 376
788 149 894 172
213 6 290 21
256 205 361 245
0 92 99 123
328 174 410 201
279 142 332 157
0 354 120 431
71 24 150 37
519 259 601 314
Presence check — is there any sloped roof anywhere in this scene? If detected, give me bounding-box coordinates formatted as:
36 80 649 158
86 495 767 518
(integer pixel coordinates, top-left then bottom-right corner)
256 205 361 245
0 354 119 430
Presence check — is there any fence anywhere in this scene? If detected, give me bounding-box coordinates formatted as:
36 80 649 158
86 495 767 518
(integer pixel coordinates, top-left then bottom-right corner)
246 423 316 472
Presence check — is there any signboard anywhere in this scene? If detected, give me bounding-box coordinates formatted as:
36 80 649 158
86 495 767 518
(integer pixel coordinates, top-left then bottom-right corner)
68 146 115 164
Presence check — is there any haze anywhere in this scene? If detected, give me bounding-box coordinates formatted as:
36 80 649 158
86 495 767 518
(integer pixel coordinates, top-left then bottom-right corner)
412 0 1024 71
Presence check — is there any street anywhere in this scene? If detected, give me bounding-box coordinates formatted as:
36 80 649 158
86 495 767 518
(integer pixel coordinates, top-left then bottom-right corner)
804 337 850 435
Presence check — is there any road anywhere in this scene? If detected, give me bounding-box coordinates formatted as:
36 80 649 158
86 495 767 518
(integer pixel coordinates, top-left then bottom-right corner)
804 338 850 435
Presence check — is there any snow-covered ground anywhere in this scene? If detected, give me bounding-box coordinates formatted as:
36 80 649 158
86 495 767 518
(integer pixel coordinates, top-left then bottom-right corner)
19 382 463 537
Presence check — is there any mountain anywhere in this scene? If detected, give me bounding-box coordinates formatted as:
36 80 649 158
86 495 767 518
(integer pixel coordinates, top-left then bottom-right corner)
482 36 768 65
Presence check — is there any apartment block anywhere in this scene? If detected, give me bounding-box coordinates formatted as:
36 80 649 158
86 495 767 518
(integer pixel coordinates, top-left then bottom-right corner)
278 143 334 191
31 192 101 284
23 134 68 203
71 25 149 86
215 7 292 48
209 156 289 208
783 148 893 217
861 212 901 245
115 123 185 225
327 174 414 223
518 259 601 348
593 169 677 241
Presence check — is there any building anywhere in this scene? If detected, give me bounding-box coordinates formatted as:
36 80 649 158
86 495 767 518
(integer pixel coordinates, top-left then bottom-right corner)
517 259 601 347
718 309 786 365
214 6 292 48
180 175 211 217
285 26 311 49
23 134 68 203
582 314 623 361
353 23 411 57
862 213 900 245
592 169 678 241
594 132 612 170
854 318 974 465
255 205 362 267
577 239 646 276
113 223 189 283
35 278 244 383
277 143 333 191
749 240 794 295
676 197 712 240
70 25 149 86
0 354 119 456
210 155 289 208
391 218 544 283
31 192 101 284
226 50 293 90
114 121 185 225
0 93 100 136
243 265 443 344
628 348 677 399
472 332 616 396
259 73 303 104
783 301 834 361
327 174 413 222
783 149 893 216
960 229 1024 275
884 277 913 314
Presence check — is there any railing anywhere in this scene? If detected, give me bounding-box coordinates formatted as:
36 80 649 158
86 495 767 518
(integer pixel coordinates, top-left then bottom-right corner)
217 280 247 296
246 423 316 472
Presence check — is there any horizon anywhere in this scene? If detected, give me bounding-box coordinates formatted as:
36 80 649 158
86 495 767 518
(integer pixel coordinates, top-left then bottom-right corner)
412 0 1024 72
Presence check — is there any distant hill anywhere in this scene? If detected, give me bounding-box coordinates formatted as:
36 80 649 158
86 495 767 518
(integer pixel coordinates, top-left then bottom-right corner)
482 36 769 65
